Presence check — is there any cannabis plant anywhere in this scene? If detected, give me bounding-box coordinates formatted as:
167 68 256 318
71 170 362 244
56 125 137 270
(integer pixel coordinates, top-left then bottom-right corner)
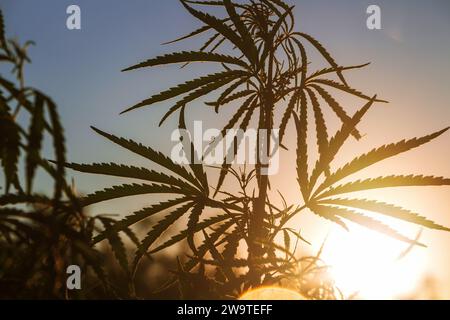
65 0 449 298
0 10 113 298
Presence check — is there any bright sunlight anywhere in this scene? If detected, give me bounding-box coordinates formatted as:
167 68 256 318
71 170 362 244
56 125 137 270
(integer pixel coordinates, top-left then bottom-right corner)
321 224 427 299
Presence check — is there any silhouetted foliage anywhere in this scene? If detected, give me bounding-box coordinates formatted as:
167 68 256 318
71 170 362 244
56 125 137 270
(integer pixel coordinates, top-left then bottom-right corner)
1 0 449 300
0 10 111 299
65 0 449 299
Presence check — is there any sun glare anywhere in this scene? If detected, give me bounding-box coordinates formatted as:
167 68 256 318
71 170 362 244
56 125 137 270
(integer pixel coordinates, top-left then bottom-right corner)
240 287 306 300
321 225 428 299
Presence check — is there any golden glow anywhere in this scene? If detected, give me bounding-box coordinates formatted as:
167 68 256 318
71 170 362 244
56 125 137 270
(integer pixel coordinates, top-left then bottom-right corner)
240 287 306 300
321 224 428 299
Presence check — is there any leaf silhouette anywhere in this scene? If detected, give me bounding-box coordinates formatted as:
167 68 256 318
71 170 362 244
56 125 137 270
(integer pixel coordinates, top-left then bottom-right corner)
90 126 203 190
296 32 348 86
122 50 248 72
25 93 45 193
149 213 232 254
180 0 253 63
310 84 362 140
309 96 377 193
310 204 425 246
133 201 194 271
81 183 184 207
311 79 388 103
315 127 450 196
94 197 190 243
318 198 450 231
293 93 309 201
122 70 247 114
317 175 450 199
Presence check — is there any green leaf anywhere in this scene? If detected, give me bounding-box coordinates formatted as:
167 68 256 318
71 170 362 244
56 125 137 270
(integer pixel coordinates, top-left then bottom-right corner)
0 193 52 206
311 204 425 246
223 0 258 63
149 213 231 253
94 197 190 243
25 93 45 193
309 96 377 192
0 9 6 48
99 217 129 273
306 88 329 176
64 162 198 193
221 225 240 261
133 201 194 270
187 202 206 252
91 126 203 190
296 32 348 86
180 1 252 63
45 96 66 201
82 183 185 207
163 24 215 45
307 204 349 231
293 92 309 202
283 229 291 255
311 79 388 103
158 73 242 125
214 98 257 195
204 94 256 157
279 91 299 146
122 50 248 72
318 198 450 232
212 89 255 107
202 229 235 281
317 175 450 199
316 127 450 195
306 63 370 82
310 84 362 140
0 110 20 193
121 70 247 114
208 77 248 112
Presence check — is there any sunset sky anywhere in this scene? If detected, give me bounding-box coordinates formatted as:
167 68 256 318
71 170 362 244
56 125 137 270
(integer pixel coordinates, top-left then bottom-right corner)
2 0 449 299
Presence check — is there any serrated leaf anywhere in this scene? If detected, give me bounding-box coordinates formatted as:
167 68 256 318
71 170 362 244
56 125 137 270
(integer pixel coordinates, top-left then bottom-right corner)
293 92 309 202
0 111 20 193
45 96 66 201
94 197 189 243
318 198 450 231
308 204 349 231
223 0 258 63
306 63 370 82
311 204 425 246
64 162 198 193
99 217 129 273
316 127 450 195
296 32 348 86
180 1 252 63
311 79 387 103
310 84 362 140
317 175 450 199
150 213 231 253
133 201 194 271
187 202 206 252
307 88 329 176
158 73 242 125
122 50 248 72
279 91 299 146
121 70 247 114
82 183 185 207
25 93 45 193
309 96 377 192
91 126 203 190
0 9 6 48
